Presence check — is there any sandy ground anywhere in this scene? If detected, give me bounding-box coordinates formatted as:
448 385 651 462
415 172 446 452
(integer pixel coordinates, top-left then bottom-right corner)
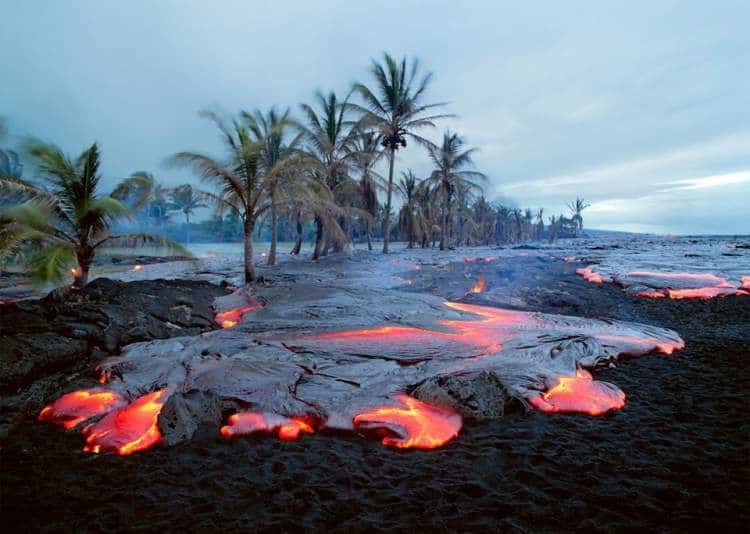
1 241 749 532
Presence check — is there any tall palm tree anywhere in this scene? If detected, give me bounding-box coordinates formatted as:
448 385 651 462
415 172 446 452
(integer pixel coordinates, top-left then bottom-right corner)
567 197 590 235
242 107 303 266
396 170 420 248
169 111 271 283
352 52 452 253
298 90 358 259
1 141 187 288
349 131 383 250
425 131 486 250
169 184 209 244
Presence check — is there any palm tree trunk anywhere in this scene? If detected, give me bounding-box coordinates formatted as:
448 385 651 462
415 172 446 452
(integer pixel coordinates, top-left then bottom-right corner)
366 221 373 250
73 247 93 289
185 212 190 244
243 217 255 283
439 203 448 251
267 189 277 266
312 216 324 260
291 209 303 255
382 149 395 254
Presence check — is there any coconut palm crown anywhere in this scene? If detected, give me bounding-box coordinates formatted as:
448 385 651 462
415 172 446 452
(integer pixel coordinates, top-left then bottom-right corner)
351 52 453 253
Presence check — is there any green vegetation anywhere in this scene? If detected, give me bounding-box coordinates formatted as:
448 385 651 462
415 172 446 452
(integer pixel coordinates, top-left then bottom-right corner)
0 53 591 289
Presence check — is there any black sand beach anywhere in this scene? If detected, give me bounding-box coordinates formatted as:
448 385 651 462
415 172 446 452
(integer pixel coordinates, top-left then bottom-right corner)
2 256 748 532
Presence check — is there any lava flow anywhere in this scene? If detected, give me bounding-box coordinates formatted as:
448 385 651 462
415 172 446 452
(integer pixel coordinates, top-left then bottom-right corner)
353 394 462 449
305 302 531 361
38 389 126 429
220 412 315 441
528 369 626 416
467 275 487 294
82 388 170 455
215 302 262 328
576 267 605 284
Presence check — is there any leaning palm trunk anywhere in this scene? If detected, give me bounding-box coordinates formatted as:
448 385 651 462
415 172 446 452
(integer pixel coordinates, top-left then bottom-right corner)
366 220 373 250
382 149 395 253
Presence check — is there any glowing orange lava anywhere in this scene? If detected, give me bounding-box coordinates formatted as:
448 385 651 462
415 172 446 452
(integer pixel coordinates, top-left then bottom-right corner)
627 271 743 299
353 394 462 449
38 389 126 430
215 303 262 328
595 334 684 355
528 369 626 416
307 302 532 361
220 412 314 441
576 267 605 284
626 271 733 286
82 389 170 455
130 264 143 272
467 275 486 294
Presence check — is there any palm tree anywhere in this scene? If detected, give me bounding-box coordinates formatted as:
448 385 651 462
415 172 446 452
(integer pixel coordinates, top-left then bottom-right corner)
425 131 486 250
1 140 187 288
396 170 421 248
242 107 303 266
169 184 209 244
298 90 358 259
169 111 270 283
567 197 590 235
352 52 452 253
349 131 383 250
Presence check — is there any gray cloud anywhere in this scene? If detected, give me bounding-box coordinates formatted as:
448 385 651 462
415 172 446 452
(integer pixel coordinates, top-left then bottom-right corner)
1 0 748 234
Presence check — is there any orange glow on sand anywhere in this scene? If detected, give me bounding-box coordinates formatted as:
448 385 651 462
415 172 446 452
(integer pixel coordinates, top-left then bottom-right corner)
353 394 462 449
576 267 605 284
82 389 170 456
38 389 126 430
467 275 486 294
215 302 262 328
528 369 626 416
220 412 314 441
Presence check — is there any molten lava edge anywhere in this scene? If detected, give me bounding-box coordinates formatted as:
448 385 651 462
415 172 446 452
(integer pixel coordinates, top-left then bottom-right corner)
353 394 462 449
38 389 126 429
576 267 605 284
529 369 626 416
220 412 315 441
578 268 749 299
468 274 487 294
82 389 170 455
215 303 262 328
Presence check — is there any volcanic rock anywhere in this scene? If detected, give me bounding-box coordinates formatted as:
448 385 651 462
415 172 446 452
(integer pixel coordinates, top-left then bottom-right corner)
411 371 521 420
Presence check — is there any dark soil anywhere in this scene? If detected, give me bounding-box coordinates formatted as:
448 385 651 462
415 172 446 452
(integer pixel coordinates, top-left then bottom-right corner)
0 278 228 438
1 260 748 532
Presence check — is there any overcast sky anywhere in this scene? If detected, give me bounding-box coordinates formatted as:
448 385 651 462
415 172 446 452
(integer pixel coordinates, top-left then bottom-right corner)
2 0 748 234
